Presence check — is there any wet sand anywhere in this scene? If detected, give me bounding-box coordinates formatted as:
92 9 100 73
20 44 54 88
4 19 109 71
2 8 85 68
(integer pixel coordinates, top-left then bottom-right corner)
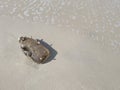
0 16 120 90
0 0 120 90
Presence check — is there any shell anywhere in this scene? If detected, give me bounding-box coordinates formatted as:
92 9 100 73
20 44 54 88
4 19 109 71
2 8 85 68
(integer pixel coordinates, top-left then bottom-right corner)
19 36 50 64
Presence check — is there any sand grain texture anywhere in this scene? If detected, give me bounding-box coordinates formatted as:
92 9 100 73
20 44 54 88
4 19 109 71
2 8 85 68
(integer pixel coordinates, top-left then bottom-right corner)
0 0 120 90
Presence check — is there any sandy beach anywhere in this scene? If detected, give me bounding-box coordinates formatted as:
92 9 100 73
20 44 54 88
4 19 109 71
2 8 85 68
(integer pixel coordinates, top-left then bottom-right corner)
0 0 120 90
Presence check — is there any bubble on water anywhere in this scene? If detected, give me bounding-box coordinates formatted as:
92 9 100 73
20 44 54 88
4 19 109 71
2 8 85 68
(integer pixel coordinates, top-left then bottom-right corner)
17 14 24 19
23 10 29 17
10 7 16 14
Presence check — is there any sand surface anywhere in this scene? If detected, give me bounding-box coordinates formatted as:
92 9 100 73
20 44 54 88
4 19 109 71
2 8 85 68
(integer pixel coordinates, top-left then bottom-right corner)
0 0 120 90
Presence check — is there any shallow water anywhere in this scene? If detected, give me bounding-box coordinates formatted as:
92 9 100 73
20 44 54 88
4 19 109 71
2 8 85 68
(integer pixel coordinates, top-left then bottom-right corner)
0 0 120 53
0 0 120 90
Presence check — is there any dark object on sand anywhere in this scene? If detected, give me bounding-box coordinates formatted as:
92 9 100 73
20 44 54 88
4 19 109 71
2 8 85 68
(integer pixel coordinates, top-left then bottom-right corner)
19 36 50 64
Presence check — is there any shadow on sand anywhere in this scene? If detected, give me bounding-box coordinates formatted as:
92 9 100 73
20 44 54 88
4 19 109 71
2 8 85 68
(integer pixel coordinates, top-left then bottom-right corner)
37 39 57 64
